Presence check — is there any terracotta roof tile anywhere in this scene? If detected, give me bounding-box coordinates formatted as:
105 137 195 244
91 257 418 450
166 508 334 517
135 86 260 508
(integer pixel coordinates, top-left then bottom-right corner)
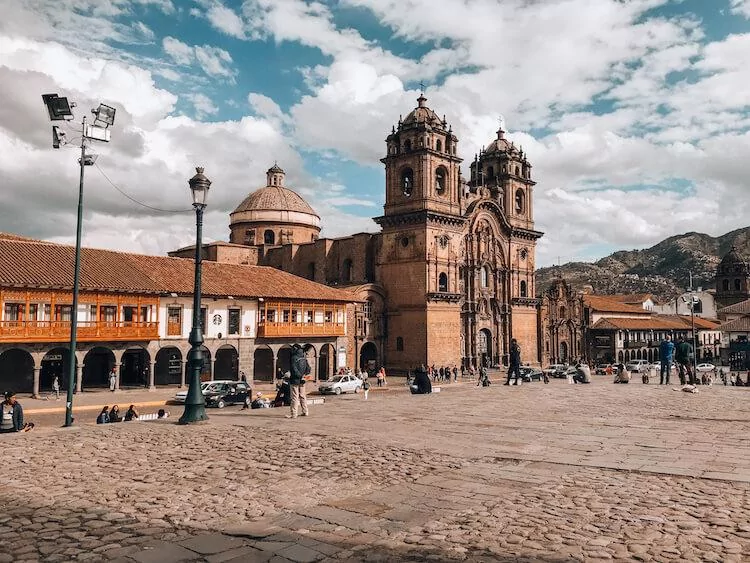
584 295 650 314
718 316 750 333
605 293 654 304
590 315 720 331
0 239 355 303
718 299 750 315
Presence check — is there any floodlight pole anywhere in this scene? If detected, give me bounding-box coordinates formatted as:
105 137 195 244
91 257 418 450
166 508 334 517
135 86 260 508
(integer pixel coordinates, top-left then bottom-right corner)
689 272 697 383
64 116 87 427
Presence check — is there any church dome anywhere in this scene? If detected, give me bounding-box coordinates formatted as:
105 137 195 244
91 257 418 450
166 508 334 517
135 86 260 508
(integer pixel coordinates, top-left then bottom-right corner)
401 95 445 129
229 164 321 246
233 185 317 216
719 245 750 274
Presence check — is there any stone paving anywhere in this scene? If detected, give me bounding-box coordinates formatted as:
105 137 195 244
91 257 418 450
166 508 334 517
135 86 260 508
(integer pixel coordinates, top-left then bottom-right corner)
2 378 750 561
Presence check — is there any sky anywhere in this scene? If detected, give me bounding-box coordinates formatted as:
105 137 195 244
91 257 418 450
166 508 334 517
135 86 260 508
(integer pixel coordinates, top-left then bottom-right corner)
0 0 749 267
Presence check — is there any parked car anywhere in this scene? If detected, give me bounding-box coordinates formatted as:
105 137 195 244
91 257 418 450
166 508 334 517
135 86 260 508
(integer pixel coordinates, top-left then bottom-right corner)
205 382 251 408
544 364 567 378
625 360 649 373
696 363 716 373
173 380 237 403
595 364 614 376
520 367 544 382
318 374 362 395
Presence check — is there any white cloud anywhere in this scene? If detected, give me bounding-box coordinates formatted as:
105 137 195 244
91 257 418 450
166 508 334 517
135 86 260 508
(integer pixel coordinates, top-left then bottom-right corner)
162 36 236 80
204 1 247 39
730 0 750 18
162 36 194 65
185 93 219 118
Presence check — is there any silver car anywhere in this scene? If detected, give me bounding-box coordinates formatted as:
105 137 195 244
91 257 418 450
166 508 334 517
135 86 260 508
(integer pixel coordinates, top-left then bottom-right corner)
318 374 362 395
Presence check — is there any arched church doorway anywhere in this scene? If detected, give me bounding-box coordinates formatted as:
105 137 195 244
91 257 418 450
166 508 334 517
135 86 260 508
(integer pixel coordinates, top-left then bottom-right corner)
254 346 274 381
478 329 492 368
359 342 378 374
560 342 569 363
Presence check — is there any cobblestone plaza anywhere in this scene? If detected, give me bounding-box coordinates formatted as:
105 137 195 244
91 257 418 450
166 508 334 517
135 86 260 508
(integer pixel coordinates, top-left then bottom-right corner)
3 379 750 562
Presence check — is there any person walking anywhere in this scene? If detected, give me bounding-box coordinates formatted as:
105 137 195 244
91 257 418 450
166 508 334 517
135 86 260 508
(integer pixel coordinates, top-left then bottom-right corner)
363 378 370 400
659 335 675 385
287 344 310 419
52 375 60 400
108 368 117 392
0 391 25 433
453 365 458 383
505 338 522 385
675 335 695 385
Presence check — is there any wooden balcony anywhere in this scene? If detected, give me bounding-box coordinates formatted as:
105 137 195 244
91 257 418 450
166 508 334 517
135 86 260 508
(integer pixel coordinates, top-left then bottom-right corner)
257 321 345 338
0 320 159 343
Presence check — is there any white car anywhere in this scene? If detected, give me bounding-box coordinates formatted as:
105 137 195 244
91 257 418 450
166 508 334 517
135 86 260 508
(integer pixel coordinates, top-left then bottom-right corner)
625 360 650 373
318 374 362 395
696 363 716 373
173 380 236 403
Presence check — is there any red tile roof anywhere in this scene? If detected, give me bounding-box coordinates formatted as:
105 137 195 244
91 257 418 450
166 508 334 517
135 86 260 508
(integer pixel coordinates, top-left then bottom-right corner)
719 299 750 315
591 315 720 331
583 295 650 314
605 293 654 304
718 316 750 333
0 239 355 303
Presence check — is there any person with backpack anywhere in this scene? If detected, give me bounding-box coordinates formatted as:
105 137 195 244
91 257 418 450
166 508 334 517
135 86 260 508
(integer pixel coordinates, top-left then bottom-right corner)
287 344 311 419
505 338 522 385
675 335 695 385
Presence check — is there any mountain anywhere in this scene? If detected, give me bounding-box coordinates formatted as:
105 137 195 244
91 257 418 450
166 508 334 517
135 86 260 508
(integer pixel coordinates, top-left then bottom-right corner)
536 226 750 302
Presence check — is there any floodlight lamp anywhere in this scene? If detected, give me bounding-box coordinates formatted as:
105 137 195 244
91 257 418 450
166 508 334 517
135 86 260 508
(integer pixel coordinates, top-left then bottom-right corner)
42 93 74 121
84 124 111 142
92 103 116 127
78 153 98 166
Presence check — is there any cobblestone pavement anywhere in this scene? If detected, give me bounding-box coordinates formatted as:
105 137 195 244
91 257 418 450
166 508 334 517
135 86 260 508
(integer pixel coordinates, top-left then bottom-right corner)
3 379 750 562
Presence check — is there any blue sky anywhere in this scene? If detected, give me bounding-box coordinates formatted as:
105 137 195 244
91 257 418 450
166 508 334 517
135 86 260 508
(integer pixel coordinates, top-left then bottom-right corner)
0 0 749 265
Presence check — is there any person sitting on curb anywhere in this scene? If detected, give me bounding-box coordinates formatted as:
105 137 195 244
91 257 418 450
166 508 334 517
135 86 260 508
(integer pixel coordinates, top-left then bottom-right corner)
410 366 432 394
109 404 121 423
96 406 110 424
1 391 29 433
573 362 591 384
614 364 631 384
124 404 139 421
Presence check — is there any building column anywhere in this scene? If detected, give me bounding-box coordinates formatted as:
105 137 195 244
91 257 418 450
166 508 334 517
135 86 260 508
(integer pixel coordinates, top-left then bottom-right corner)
114 362 121 391
75 364 83 394
148 360 156 391
32 366 41 398
180 360 186 388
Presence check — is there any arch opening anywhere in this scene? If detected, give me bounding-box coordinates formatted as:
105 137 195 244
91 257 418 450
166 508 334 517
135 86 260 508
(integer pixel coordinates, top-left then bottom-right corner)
155 347 182 386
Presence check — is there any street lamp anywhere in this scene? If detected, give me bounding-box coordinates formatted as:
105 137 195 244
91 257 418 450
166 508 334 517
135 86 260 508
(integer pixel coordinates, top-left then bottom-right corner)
42 94 114 427
179 167 211 424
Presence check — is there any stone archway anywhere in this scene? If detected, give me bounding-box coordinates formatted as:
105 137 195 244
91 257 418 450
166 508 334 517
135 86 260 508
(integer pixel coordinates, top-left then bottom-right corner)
121 348 150 388
303 344 317 380
359 342 378 373
277 345 292 377
478 329 492 368
318 343 335 381
0 348 34 394
560 341 569 363
155 347 182 386
41 347 76 391
83 346 115 388
254 346 274 382
215 345 239 380
199 346 212 381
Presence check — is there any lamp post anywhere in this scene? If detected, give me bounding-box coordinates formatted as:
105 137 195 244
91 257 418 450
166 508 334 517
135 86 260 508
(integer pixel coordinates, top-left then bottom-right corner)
42 95 114 427
179 167 211 424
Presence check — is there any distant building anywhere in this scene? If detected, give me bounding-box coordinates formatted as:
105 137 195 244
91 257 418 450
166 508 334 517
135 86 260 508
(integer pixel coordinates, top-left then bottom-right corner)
714 245 750 308
653 289 717 319
538 277 584 366
717 298 750 370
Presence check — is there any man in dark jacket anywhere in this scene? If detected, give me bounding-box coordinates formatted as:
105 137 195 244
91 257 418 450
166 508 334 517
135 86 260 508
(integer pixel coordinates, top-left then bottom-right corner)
0 391 24 433
287 344 310 418
659 335 675 385
410 366 432 394
675 336 695 385
505 339 522 385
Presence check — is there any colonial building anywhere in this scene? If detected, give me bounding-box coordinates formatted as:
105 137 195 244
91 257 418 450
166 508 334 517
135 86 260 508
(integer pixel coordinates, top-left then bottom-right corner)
172 95 544 371
717 298 750 370
539 277 584 366
0 234 354 396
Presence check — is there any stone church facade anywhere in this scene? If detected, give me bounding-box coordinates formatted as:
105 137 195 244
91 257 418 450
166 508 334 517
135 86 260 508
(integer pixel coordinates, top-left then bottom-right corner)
173 95 543 372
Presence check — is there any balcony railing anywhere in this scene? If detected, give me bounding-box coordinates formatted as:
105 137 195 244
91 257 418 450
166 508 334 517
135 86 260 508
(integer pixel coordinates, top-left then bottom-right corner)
0 320 159 342
624 340 648 349
257 321 345 338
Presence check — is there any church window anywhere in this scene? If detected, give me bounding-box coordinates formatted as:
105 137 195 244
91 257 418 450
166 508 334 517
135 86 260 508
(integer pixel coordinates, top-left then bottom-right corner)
722 279 729 291
486 166 494 181
520 280 527 297
363 299 373 320
396 337 404 351
692 300 703 314
264 230 275 245
244 229 255 245
436 139 442 152
735 279 742 291
515 166 520 176
400 167 414 197
480 265 489 288
342 259 353 283
400 236 409 248
560 306 566 318
439 272 448 292
435 166 447 195
307 262 315 280
404 139 411 152
515 189 525 214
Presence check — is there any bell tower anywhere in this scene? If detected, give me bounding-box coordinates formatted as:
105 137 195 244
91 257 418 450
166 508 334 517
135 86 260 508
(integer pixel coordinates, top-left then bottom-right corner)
375 95 465 371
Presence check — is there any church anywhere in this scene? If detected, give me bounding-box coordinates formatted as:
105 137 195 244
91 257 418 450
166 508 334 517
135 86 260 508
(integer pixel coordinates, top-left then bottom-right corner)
171 95 543 372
